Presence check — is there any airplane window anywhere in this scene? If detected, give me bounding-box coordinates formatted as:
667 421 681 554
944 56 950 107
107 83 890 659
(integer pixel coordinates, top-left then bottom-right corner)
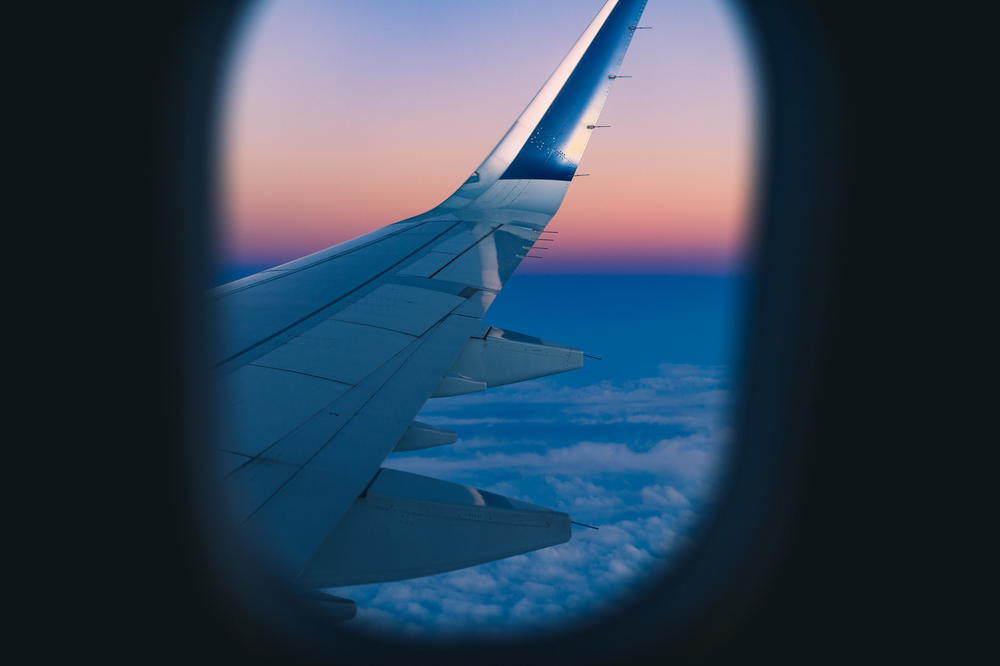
218 0 756 640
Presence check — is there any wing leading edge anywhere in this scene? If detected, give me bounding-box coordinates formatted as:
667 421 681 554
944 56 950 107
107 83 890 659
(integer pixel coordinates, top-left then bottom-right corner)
217 0 648 597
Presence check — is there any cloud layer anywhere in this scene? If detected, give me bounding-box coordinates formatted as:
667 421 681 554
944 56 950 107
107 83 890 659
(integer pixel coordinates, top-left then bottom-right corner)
331 364 732 638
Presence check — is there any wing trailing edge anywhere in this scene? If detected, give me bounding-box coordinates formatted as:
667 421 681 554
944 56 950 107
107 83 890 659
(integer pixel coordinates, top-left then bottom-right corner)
299 469 570 588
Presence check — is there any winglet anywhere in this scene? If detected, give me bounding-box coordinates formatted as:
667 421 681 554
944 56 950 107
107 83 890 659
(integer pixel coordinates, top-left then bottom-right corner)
434 0 648 220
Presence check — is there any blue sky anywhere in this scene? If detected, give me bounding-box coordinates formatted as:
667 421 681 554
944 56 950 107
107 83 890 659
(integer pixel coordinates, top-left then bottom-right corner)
324 274 744 638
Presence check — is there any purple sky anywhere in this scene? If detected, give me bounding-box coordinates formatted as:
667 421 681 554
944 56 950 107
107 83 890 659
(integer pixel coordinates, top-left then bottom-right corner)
221 0 755 273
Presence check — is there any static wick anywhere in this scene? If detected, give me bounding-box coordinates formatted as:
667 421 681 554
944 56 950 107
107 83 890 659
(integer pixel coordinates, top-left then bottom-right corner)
572 521 599 530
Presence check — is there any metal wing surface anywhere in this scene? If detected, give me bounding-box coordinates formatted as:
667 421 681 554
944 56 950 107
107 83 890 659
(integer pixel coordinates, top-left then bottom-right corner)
215 0 649 593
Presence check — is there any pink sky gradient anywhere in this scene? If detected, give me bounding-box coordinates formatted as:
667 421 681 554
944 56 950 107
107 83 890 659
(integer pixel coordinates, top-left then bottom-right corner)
221 0 755 274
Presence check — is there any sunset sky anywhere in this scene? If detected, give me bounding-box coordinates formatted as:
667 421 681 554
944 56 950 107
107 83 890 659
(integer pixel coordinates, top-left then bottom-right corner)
221 0 754 275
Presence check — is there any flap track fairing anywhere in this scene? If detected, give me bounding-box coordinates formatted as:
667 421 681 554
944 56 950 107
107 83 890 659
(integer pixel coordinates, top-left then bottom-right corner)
432 327 584 397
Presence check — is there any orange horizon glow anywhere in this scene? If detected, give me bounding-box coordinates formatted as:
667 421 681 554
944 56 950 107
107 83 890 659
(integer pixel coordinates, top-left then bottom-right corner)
222 0 755 274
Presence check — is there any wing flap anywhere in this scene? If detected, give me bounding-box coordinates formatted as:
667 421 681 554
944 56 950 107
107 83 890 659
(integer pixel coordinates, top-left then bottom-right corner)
241 313 483 577
298 468 570 588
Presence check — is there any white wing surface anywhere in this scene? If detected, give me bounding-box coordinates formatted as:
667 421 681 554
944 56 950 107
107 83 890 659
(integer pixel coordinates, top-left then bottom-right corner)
216 0 649 597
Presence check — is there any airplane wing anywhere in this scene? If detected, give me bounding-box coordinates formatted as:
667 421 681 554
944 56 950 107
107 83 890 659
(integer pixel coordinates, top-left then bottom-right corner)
216 0 649 596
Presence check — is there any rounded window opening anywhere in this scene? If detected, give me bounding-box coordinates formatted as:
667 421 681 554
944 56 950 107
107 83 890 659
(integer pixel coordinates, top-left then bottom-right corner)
217 0 756 640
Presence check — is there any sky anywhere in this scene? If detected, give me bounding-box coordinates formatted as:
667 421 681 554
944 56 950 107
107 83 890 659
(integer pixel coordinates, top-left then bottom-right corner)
221 0 754 275
219 0 753 639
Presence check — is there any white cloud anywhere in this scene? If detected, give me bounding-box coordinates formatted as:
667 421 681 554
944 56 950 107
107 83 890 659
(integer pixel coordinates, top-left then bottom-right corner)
444 569 499 594
419 365 730 419
419 416 552 426
336 364 733 637
385 433 720 480
331 514 694 637
641 484 690 508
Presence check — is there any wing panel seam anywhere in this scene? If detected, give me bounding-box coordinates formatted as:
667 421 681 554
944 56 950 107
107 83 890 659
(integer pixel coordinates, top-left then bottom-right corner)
216 220 462 369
